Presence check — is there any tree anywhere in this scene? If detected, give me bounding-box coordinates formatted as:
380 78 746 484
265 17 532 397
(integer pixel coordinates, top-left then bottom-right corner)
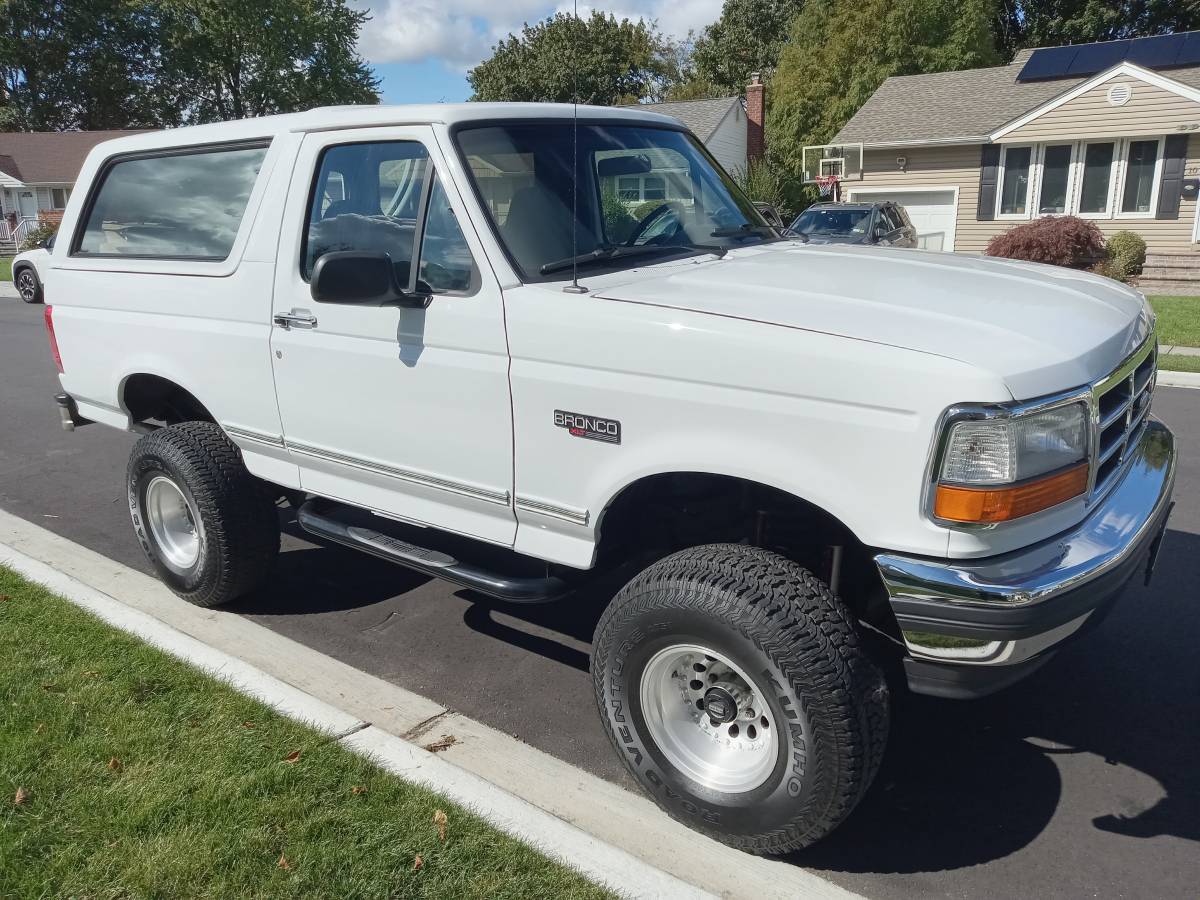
467 12 679 105
993 1 1200 61
768 0 1000 171
0 0 378 131
157 0 379 125
0 1 165 131
691 0 806 93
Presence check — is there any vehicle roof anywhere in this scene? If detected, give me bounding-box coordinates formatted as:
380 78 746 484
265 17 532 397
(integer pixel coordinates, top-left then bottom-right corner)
81 103 687 157
805 202 884 210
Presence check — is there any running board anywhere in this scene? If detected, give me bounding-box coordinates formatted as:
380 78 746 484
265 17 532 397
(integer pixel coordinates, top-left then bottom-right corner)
296 500 570 603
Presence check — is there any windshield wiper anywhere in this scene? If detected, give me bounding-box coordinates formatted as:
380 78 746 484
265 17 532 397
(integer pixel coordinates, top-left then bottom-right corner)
710 223 777 240
540 242 725 275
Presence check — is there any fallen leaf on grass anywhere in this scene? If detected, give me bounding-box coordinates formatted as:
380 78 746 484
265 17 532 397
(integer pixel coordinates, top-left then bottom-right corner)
277 853 292 871
41 683 65 693
81 671 100 677
107 757 123 772
433 809 447 841
241 721 255 729
422 734 458 754
35 723 46 734
282 750 301 764
351 785 367 795
14 787 29 806
412 855 423 871
0 594 9 602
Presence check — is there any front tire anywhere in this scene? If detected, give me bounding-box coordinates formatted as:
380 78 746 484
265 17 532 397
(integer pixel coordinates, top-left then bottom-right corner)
592 544 889 854
128 422 280 607
15 267 42 304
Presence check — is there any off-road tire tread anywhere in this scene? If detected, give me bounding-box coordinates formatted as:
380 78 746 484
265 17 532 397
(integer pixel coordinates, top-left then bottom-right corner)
593 543 889 854
128 421 279 607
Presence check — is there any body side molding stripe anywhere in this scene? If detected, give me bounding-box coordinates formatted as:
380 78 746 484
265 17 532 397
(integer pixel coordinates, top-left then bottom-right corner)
515 496 591 526
222 424 286 448
284 439 512 507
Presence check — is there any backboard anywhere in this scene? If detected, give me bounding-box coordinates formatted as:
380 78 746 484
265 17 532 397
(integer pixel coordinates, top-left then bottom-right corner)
801 143 864 183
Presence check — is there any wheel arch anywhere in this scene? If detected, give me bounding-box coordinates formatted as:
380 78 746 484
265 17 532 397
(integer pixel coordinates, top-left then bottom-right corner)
120 371 216 426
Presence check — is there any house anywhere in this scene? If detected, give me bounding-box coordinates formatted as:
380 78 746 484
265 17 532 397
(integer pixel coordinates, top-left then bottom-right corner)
0 130 144 253
625 74 766 180
817 31 1200 286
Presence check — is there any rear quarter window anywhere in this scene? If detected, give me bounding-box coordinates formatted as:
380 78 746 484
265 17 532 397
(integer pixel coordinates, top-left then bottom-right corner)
74 142 269 260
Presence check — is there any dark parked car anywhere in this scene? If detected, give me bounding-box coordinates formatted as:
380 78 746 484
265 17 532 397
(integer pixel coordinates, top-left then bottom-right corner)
789 201 918 248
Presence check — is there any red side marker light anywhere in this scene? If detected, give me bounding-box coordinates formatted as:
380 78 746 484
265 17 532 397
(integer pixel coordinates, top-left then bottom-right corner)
44 305 64 373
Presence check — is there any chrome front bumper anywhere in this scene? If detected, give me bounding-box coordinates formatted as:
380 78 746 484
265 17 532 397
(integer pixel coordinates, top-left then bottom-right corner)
875 419 1177 699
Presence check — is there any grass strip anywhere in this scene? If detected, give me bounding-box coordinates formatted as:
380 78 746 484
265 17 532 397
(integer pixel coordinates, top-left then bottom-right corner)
0 258 11 282
0 566 611 899
1148 295 1200 349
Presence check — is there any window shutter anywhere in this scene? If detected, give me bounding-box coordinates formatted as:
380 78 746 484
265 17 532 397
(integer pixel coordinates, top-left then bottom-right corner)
1156 134 1189 220
977 144 1001 221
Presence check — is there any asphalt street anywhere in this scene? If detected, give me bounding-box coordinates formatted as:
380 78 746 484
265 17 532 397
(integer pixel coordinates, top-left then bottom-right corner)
2 293 1197 899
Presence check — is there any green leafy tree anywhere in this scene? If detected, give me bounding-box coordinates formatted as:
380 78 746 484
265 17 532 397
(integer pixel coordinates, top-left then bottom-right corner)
468 12 679 105
156 0 379 125
691 0 806 93
0 0 378 131
992 1 1200 61
768 0 1000 171
0 1 164 130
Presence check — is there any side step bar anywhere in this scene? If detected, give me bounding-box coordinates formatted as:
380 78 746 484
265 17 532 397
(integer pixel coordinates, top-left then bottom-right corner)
296 500 571 603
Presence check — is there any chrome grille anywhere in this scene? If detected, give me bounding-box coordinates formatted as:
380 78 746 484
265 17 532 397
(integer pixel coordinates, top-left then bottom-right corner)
1092 339 1156 497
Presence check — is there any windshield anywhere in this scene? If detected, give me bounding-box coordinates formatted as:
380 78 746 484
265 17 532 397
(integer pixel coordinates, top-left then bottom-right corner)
455 122 778 281
791 208 871 236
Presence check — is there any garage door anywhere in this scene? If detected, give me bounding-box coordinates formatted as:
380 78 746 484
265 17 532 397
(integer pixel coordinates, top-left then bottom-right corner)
848 189 958 251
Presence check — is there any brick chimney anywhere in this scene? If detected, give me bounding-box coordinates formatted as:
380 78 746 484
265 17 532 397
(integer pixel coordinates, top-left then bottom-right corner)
746 72 765 163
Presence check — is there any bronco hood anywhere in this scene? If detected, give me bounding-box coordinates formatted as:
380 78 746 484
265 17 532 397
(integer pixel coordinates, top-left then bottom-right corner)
595 243 1152 399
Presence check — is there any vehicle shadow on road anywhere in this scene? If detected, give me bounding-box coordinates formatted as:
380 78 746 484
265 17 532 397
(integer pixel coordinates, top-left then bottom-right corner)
797 526 1200 874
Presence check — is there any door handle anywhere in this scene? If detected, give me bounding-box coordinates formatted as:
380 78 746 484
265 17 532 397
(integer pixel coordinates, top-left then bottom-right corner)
274 312 318 330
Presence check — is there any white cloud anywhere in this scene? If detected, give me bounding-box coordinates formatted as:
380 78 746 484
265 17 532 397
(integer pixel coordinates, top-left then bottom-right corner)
353 0 724 70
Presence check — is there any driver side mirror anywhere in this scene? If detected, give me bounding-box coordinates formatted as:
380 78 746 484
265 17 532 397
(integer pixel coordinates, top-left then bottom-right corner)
311 251 430 307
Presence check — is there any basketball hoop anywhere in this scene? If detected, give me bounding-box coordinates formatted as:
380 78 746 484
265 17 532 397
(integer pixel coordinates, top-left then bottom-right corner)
816 175 840 200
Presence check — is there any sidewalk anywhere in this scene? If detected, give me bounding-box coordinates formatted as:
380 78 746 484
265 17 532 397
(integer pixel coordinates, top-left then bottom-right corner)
0 281 18 300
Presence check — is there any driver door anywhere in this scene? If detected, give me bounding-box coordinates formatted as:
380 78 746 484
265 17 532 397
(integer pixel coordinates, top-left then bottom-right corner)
269 127 516 545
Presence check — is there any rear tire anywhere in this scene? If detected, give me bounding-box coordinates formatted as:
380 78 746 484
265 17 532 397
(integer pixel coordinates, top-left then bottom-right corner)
16 267 42 304
128 422 280 607
592 543 889 854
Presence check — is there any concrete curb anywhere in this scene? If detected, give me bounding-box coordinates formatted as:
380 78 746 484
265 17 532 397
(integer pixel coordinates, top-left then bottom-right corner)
0 508 861 900
1158 370 1200 389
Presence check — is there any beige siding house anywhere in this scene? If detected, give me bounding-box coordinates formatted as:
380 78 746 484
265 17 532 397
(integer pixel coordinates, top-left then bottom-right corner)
828 34 1200 278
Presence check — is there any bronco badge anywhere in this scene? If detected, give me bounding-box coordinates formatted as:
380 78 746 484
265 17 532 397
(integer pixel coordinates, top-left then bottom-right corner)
554 410 621 444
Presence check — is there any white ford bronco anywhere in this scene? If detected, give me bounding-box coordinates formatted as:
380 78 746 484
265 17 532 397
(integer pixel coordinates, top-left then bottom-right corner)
43 104 1176 853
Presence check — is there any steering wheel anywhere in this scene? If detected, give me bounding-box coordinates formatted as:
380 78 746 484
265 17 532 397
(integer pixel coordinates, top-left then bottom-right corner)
624 202 682 246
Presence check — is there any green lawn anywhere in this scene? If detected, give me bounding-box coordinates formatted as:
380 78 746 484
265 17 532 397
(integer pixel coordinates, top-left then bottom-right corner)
1148 295 1200 348
1158 353 1200 373
0 567 610 900
0 258 11 281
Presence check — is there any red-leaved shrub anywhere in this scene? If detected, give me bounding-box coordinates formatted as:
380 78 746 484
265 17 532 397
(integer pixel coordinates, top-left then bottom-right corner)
985 216 1106 269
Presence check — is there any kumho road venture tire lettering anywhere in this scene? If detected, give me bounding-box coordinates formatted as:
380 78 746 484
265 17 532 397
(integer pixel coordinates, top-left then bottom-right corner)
592 543 889 854
127 421 280 608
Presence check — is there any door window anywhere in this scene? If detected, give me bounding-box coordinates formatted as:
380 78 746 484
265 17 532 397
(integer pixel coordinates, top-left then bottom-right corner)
303 141 477 295
418 175 478 294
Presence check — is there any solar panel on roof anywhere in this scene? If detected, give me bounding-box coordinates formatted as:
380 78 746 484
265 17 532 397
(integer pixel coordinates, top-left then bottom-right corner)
1017 46 1079 81
1177 31 1200 67
1127 33 1185 68
1066 40 1130 76
1016 29 1200 82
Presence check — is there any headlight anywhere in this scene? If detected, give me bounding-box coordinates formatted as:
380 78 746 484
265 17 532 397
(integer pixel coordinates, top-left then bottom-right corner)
933 401 1090 524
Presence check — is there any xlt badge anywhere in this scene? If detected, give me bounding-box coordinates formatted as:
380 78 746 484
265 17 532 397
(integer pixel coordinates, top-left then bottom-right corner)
554 410 621 444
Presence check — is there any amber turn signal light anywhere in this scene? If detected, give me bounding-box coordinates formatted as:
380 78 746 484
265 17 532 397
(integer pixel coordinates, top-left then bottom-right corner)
934 463 1088 524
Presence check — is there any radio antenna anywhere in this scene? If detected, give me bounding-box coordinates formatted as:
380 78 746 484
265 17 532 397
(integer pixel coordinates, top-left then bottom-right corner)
563 0 587 294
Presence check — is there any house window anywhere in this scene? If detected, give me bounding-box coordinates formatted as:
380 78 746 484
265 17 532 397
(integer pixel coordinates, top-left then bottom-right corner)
643 175 666 201
51 187 69 209
1119 139 1161 215
617 176 640 201
998 146 1033 216
1037 145 1073 214
1078 142 1116 215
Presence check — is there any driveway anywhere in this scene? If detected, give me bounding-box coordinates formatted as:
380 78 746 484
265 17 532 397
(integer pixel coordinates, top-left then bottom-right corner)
1 294 1196 899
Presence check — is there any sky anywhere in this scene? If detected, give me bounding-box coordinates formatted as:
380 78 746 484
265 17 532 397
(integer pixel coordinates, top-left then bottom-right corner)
350 0 726 104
